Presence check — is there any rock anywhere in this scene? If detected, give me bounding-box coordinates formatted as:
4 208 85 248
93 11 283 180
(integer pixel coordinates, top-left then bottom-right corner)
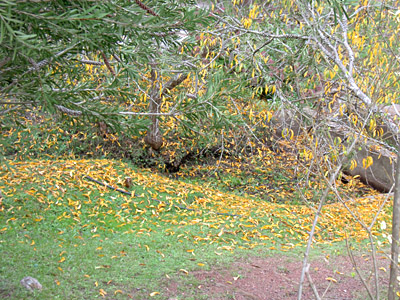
381 103 400 118
343 144 395 192
269 106 397 192
271 108 303 139
329 124 396 193
20 276 42 291
376 104 400 146
124 177 132 188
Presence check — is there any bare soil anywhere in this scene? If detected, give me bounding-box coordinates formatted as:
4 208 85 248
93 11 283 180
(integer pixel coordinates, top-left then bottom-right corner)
165 253 390 300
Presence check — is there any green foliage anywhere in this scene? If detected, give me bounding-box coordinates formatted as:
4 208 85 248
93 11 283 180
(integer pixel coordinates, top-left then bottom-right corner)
0 0 213 135
2 1 400 298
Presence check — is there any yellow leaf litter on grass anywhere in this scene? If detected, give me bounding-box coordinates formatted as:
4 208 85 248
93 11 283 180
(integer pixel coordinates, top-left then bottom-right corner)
0 159 391 248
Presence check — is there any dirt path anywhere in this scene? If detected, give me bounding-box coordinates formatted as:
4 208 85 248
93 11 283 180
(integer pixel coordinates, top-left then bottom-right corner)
165 254 390 300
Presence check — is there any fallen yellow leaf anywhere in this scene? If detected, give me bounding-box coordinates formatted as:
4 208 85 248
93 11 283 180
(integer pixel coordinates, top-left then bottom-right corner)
335 271 343 275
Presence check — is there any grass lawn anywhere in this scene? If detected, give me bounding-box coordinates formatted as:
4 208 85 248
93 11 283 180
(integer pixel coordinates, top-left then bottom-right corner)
0 159 391 299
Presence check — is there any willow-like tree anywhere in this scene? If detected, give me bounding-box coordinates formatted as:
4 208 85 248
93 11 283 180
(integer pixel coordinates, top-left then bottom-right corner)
198 0 400 298
0 1 236 149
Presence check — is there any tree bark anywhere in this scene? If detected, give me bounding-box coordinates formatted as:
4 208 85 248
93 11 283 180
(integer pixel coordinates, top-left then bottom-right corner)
144 67 163 150
144 94 163 150
389 154 400 300
144 71 187 150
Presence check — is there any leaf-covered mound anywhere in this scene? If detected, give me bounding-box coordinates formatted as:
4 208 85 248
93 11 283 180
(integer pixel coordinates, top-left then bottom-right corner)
0 159 391 248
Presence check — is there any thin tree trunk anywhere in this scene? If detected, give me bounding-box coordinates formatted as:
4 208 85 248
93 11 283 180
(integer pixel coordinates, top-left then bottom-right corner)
298 129 361 300
144 67 163 150
144 68 187 150
298 165 342 300
388 154 400 300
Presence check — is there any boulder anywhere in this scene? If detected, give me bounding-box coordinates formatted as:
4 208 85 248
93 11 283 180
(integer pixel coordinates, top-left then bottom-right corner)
342 144 395 192
270 107 397 192
377 104 400 146
271 108 305 139
328 123 396 193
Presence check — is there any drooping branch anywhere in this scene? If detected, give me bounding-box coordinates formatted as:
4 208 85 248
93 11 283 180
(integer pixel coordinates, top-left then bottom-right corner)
298 117 365 299
1 44 78 94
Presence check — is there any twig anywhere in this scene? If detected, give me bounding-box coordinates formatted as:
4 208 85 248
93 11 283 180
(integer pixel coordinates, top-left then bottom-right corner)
320 281 332 299
345 237 374 300
368 233 380 300
297 176 336 300
305 263 321 300
298 117 362 299
0 105 21 115
83 175 133 195
78 59 104 66
55 105 82 117
134 0 159 17
101 52 116 76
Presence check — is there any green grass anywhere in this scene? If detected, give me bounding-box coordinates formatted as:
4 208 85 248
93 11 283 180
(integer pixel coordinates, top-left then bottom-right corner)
0 158 390 299
0 159 271 299
0 112 392 299
0 218 241 299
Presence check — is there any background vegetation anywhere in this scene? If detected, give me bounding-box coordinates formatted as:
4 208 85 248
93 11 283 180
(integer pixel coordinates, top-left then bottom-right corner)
1 0 400 299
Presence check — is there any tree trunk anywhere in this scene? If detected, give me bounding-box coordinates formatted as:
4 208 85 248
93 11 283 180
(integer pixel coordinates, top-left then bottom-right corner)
144 67 163 150
144 93 163 150
144 71 187 150
388 153 400 300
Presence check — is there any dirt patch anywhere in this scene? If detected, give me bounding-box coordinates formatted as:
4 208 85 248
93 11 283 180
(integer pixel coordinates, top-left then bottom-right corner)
166 254 390 300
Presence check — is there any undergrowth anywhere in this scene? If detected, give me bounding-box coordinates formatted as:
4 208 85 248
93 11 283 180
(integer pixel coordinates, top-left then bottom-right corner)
0 112 392 299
